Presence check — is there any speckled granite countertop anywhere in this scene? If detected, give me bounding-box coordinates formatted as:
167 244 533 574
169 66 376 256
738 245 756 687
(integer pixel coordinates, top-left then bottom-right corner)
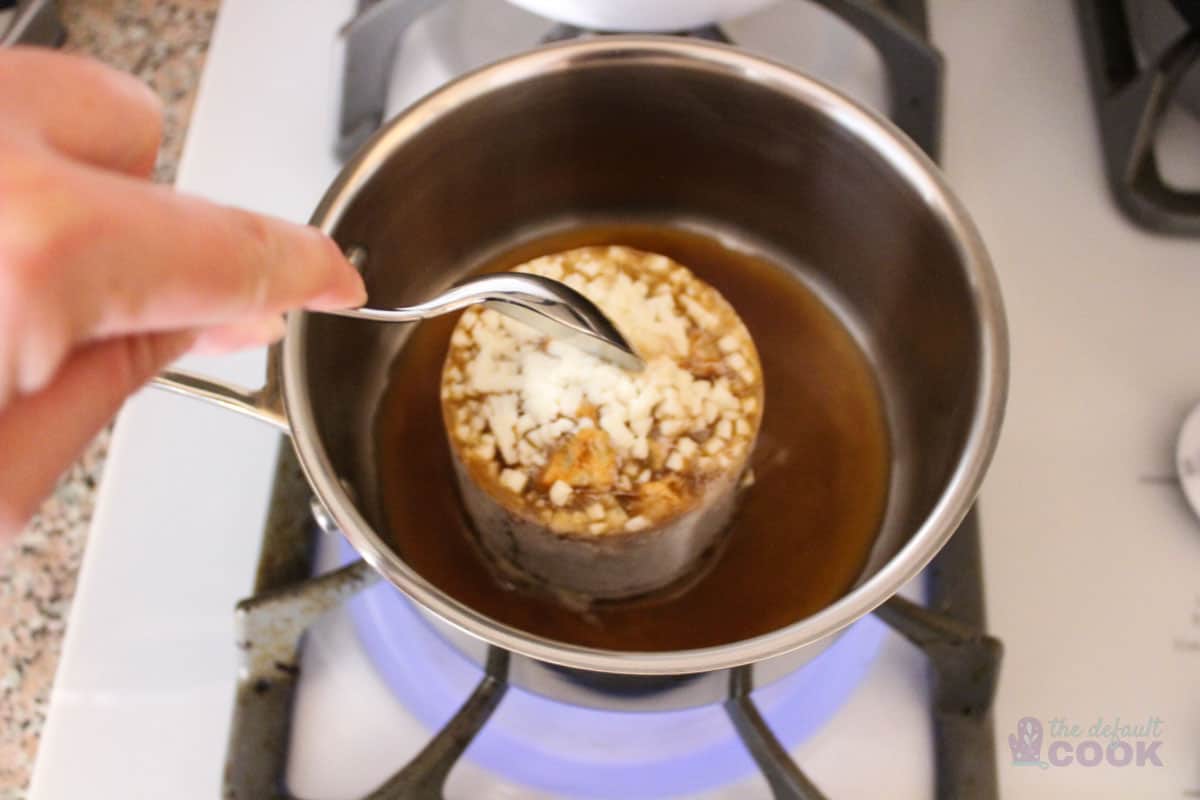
0 2 218 795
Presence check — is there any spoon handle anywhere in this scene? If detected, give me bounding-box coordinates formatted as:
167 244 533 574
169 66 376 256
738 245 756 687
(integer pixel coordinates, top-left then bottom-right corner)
318 276 501 322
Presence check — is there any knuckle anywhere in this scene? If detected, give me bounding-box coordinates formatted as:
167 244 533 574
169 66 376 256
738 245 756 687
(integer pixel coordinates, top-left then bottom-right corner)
233 207 275 253
127 114 163 177
111 332 188 394
0 162 66 297
0 154 79 394
111 334 158 393
121 84 164 176
0 494 31 539
0 506 21 539
0 208 44 315
229 209 276 311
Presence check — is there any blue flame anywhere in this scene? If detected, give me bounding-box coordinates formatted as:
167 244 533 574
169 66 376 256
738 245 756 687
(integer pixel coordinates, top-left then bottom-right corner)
340 538 884 797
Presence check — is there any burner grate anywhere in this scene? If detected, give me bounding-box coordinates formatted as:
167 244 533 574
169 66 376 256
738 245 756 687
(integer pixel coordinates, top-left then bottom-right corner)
222 446 1000 800
0 0 65 46
1075 0 1200 234
336 0 943 159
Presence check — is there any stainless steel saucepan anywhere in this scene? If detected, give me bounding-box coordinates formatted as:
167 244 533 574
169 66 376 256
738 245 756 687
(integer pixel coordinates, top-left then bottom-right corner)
154 37 1007 708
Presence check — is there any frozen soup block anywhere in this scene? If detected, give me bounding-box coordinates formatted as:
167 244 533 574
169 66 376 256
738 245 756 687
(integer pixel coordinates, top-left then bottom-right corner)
440 246 764 600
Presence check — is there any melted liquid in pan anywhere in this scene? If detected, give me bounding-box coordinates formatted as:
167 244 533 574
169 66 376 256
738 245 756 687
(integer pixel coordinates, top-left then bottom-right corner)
375 224 889 651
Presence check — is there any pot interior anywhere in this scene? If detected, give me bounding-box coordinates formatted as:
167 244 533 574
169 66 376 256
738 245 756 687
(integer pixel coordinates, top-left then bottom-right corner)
298 44 989 659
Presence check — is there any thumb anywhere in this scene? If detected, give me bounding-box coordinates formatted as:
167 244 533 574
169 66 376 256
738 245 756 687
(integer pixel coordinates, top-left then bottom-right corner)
0 330 195 537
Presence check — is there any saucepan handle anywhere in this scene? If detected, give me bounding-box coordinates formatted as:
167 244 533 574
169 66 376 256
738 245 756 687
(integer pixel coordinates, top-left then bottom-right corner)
151 368 290 434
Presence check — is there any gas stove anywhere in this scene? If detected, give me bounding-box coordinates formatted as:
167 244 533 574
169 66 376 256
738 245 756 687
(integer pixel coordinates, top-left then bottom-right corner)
217 450 994 799
26 1 1200 798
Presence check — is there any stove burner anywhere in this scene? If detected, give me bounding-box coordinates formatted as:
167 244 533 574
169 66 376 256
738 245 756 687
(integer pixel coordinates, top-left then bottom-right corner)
339 535 887 797
336 0 944 159
222 447 1001 799
1075 0 1200 234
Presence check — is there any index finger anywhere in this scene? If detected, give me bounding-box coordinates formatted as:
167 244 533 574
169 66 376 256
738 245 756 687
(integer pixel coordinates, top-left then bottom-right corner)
0 158 366 400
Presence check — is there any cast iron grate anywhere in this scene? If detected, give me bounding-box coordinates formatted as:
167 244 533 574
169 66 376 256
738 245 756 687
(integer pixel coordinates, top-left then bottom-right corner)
0 0 66 47
1075 0 1200 234
224 442 1000 800
335 0 943 159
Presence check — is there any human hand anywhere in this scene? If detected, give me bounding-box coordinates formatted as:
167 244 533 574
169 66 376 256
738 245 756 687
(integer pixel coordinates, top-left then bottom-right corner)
0 49 366 536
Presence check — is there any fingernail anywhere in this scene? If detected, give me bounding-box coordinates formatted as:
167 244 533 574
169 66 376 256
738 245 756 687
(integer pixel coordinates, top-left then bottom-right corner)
301 228 368 311
254 314 288 344
107 66 163 112
189 336 227 356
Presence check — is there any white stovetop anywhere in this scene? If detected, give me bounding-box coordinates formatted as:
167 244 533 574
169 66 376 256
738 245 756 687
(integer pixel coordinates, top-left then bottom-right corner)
27 1 1200 798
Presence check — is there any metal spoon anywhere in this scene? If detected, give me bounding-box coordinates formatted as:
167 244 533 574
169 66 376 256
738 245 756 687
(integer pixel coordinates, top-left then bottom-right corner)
322 272 644 372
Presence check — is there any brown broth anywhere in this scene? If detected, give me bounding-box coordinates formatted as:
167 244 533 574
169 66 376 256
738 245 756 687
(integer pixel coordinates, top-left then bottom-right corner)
374 224 889 651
